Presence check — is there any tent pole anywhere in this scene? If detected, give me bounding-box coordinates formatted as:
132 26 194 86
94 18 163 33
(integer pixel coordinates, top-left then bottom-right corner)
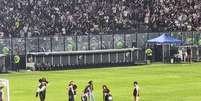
197 46 199 61
163 45 165 63
145 43 147 61
169 44 170 61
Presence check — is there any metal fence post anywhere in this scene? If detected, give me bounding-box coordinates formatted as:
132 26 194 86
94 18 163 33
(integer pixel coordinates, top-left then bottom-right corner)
76 35 78 51
124 33 126 48
37 36 40 52
100 34 103 49
136 33 138 48
64 37 66 51
181 32 184 45
192 32 194 45
50 36 53 52
147 32 149 41
88 34 90 50
112 33 115 49
10 36 14 70
24 34 27 69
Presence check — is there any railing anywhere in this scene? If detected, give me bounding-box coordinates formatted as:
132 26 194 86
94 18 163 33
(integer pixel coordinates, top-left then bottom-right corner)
0 32 201 70
0 32 201 55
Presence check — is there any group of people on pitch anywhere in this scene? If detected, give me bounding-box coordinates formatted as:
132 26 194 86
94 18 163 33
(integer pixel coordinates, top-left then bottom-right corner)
35 78 140 101
68 80 97 101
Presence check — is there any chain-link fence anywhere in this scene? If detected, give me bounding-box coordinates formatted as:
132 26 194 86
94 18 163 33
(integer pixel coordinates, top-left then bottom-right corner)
1 32 200 55
0 32 201 70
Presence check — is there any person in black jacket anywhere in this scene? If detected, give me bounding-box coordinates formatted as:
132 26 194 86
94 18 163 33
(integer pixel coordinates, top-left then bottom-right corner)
81 81 94 101
102 85 112 101
81 84 89 101
133 81 140 101
87 80 95 101
68 81 77 101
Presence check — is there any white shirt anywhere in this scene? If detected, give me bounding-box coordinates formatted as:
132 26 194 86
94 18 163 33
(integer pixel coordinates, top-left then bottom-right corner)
37 86 46 92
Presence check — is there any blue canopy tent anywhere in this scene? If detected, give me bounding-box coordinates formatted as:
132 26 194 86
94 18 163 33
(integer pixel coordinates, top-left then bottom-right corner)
147 33 182 62
148 33 182 44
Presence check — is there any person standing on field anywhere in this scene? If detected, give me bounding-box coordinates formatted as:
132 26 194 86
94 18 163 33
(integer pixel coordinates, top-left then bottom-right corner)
68 81 77 101
14 54 20 72
85 80 95 101
145 47 153 63
0 84 4 101
133 81 140 101
102 85 113 101
36 78 48 101
187 47 192 63
81 87 88 101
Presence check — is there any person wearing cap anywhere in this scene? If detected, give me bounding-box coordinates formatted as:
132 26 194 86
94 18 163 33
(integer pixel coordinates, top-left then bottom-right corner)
133 81 140 101
0 84 4 101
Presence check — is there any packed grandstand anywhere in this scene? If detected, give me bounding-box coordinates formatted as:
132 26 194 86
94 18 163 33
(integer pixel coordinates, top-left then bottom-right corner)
0 0 201 37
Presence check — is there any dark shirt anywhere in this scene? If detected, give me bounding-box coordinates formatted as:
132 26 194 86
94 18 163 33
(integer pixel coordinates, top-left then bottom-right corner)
103 89 110 101
84 85 92 94
187 48 191 55
133 87 139 97
103 88 110 95
39 83 46 99
68 85 74 96
81 95 87 101
0 91 2 101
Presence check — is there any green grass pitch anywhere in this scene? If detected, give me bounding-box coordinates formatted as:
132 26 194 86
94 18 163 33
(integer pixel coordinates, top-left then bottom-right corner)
1 63 201 101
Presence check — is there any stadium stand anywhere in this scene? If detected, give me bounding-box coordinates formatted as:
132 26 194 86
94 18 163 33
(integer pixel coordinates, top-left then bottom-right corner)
1 0 201 37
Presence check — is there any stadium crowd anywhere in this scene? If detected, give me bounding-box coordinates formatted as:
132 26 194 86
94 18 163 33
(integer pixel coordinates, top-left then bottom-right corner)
0 0 201 38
